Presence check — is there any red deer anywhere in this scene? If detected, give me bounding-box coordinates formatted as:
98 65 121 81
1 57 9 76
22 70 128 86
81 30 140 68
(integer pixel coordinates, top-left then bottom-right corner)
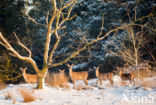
20 68 37 84
117 67 135 85
67 64 88 89
95 66 114 86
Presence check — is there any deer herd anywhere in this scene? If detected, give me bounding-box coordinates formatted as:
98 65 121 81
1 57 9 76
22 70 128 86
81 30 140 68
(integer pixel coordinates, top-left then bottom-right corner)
20 62 151 89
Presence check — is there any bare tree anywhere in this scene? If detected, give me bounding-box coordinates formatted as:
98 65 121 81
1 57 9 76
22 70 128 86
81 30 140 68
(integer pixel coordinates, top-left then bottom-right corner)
118 28 147 65
117 0 155 66
0 0 154 89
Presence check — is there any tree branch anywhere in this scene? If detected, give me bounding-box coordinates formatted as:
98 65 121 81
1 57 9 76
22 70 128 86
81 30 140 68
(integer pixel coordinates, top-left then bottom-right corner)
58 0 77 28
48 31 60 65
0 32 40 73
60 0 77 11
43 0 57 65
22 10 47 27
49 11 154 68
13 32 32 58
47 0 77 65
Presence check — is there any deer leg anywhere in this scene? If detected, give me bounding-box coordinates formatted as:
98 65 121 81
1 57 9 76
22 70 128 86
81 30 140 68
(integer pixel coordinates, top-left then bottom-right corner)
96 79 99 85
131 78 135 85
121 80 125 86
133 79 135 84
129 79 132 84
129 76 134 84
131 75 135 84
110 80 114 87
99 79 102 86
72 80 75 89
84 79 88 85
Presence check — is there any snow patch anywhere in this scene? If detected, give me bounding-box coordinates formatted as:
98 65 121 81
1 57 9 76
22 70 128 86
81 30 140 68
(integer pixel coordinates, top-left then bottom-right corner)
0 77 156 105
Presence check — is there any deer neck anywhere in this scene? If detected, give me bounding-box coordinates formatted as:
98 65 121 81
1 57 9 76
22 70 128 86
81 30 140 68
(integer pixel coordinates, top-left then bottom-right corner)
96 69 99 77
22 71 27 79
69 68 73 77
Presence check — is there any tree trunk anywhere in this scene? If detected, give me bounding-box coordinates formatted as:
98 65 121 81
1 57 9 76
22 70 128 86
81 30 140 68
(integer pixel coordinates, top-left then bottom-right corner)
134 50 138 65
36 67 48 89
37 74 45 89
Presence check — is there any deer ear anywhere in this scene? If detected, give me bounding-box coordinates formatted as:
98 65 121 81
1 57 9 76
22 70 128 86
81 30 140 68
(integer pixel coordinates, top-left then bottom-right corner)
59 69 64 72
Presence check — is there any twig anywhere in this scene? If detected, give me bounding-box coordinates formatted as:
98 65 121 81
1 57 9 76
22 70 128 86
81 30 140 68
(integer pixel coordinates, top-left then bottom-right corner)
22 10 47 28
13 32 32 58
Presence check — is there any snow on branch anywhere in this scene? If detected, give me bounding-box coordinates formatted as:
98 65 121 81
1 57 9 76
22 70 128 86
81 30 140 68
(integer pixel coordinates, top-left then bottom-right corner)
50 10 154 68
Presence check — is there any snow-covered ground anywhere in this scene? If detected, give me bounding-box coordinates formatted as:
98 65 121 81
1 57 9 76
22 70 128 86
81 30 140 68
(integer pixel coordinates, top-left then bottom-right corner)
0 76 156 105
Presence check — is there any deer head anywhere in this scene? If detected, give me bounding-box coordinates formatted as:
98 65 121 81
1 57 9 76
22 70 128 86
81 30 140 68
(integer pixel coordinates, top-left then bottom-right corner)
59 69 65 73
20 67 27 73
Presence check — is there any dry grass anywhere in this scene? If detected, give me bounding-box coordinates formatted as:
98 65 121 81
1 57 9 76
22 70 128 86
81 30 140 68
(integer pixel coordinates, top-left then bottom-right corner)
4 89 16 104
131 69 152 80
0 82 7 90
76 84 93 90
4 90 13 100
45 72 69 88
136 76 156 89
20 88 36 103
150 70 156 76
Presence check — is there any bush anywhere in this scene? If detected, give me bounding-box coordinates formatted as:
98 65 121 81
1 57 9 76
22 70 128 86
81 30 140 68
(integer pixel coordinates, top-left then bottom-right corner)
0 82 7 90
0 58 22 83
20 89 36 103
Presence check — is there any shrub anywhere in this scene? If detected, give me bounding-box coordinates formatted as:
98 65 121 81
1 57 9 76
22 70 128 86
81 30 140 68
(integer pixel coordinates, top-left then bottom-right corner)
139 77 156 89
0 82 7 90
0 58 22 83
4 90 13 100
4 89 16 104
20 89 36 103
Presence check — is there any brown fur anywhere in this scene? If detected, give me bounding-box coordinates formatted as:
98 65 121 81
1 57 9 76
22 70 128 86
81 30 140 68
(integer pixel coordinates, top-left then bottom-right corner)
20 68 37 84
67 64 88 89
118 67 135 85
95 66 114 86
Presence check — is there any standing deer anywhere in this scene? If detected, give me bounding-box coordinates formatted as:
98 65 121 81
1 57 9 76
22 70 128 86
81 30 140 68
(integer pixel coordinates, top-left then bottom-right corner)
67 64 88 89
94 66 114 86
117 67 135 85
20 67 37 84
58 69 69 89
